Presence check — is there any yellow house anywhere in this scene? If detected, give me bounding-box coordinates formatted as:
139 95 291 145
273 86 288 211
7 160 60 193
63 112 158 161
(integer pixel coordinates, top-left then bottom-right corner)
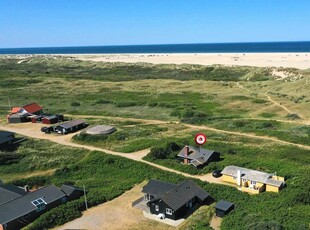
221 166 285 194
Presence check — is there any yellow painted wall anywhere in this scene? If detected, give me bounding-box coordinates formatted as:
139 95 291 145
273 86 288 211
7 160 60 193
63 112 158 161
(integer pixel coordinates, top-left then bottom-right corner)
242 187 260 194
222 175 236 184
272 175 285 181
266 185 280 193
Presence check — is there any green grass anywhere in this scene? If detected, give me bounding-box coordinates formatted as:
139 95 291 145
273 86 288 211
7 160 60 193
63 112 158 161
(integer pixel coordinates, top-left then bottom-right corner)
0 56 309 229
11 146 309 230
0 138 87 178
207 119 310 145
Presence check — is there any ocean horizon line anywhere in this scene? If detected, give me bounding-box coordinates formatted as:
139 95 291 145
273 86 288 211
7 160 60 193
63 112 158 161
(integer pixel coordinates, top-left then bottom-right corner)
1 41 310 54
1 40 310 50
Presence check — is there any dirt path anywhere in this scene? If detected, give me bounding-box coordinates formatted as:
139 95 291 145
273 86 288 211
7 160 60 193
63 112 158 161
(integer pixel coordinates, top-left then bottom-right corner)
64 114 310 149
65 114 174 125
0 123 232 187
236 82 309 124
209 215 222 230
184 123 310 150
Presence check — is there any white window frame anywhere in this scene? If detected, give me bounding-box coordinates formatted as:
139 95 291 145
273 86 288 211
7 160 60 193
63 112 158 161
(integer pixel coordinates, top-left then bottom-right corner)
155 205 159 211
250 180 256 185
31 198 47 212
166 208 173 215
242 179 247 183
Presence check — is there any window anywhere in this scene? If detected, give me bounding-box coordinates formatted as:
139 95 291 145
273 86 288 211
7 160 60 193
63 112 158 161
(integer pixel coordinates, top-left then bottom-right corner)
155 205 159 211
242 179 247 183
31 198 46 212
166 208 173 215
250 181 256 185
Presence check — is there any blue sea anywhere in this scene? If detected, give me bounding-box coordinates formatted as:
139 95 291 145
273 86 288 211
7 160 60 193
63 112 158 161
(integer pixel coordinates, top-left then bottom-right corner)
0 41 310 54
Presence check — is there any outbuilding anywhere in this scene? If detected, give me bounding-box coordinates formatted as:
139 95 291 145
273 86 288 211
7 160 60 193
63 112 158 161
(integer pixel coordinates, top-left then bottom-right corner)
7 114 30 123
54 120 87 134
215 200 234 217
31 115 44 123
0 131 15 149
42 115 64 124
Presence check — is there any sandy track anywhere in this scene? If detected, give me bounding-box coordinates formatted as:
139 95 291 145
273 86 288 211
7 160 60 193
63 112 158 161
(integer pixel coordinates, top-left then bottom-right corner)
65 114 310 149
184 123 310 150
54 183 172 230
236 82 309 124
0 123 231 187
1 111 309 189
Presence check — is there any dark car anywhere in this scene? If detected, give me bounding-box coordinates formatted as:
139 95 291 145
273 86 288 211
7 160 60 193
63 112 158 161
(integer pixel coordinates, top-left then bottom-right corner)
212 170 222 178
41 126 54 134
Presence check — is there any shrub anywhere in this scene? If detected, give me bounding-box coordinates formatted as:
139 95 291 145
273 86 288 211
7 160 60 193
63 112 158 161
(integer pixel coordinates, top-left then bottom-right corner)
70 101 81 107
286 113 301 120
25 199 85 230
148 147 168 159
260 112 276 118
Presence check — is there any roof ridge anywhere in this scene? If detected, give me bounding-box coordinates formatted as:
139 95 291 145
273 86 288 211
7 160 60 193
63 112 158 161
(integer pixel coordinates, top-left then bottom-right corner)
159 180 190 199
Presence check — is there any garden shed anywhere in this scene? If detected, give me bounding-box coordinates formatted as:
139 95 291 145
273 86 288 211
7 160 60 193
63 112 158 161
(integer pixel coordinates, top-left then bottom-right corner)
215 200 234 217
54 120 87 134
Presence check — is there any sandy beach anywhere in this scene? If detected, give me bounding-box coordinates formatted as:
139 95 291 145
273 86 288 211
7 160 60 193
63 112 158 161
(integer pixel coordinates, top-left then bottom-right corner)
72 53 310 69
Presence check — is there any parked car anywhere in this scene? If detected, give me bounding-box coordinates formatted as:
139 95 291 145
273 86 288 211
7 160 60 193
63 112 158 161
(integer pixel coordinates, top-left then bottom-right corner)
41 126 54 134
212 170 222 178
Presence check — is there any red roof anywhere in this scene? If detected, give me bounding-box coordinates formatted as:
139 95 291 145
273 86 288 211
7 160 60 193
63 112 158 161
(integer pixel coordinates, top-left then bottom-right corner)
11 107 21 114
22 103 43 114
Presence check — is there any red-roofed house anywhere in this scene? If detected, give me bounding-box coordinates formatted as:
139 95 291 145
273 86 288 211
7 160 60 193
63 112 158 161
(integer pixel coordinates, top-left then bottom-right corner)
19 103 43 115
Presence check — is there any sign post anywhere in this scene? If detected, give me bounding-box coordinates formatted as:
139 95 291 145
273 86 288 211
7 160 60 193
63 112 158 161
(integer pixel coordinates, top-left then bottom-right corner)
194 133 207 152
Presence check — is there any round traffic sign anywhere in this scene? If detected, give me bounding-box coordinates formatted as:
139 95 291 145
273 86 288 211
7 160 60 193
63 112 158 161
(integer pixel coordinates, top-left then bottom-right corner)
195 133 207 145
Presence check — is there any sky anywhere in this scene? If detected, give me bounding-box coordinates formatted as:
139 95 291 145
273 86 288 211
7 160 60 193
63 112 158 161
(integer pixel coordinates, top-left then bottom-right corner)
0 0 310 48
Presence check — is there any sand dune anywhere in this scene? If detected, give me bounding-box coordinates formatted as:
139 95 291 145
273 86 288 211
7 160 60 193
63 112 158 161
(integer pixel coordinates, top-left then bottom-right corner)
73 53 310 69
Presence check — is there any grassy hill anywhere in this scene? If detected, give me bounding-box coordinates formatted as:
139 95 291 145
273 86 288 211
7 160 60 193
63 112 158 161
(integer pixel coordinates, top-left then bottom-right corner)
0 56 309 229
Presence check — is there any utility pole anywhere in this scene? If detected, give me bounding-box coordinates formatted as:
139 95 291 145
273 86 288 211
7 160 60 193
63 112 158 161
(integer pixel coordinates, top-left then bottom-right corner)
8 97 11 111
83 185 88 210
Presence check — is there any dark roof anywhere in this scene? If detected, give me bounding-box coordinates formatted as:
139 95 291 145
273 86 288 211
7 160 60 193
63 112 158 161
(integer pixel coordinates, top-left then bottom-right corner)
57 120 85 129
142 179 176 198
215 200 234 211
0 136 14 146
0 185 66 224
0 131 14 137
160 180 211 210
177 146 216 165
22 103 43 114
0 184 27 206
60 184 83 196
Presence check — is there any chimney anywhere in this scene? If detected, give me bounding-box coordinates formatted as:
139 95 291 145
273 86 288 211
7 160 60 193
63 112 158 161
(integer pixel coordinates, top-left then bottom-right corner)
237 170 241 186
184 146 189 164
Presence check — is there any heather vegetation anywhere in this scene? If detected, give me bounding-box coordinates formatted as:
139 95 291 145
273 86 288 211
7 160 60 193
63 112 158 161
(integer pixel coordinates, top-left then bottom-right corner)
0 56 309 229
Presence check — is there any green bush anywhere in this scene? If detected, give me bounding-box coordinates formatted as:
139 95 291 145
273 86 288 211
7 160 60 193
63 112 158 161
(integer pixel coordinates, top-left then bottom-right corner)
70 101 81 106
25 199 85 230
